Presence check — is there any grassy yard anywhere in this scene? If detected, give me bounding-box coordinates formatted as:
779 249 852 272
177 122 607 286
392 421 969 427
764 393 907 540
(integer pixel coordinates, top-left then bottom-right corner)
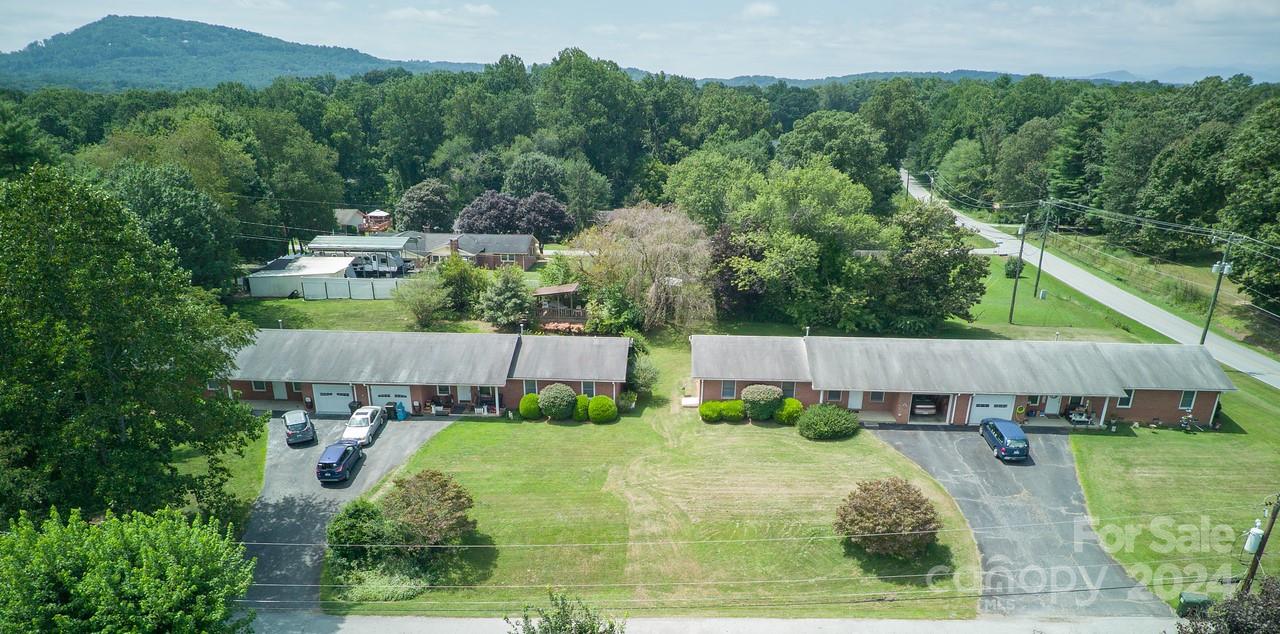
939 256 1169 343
1071 369 1280 604
329 329 981 618
174 420 268 534
226 297 492 333
961 231 996 250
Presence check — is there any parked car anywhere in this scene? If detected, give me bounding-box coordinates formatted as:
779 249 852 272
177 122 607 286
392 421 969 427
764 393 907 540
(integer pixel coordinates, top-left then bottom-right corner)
282 409 315 445
911 395 939 416
980 418 1030 461
341 405 386 446
316 440 363 482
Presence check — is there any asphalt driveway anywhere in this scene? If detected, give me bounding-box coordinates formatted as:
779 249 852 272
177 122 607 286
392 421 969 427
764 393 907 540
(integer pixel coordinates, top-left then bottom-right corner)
873 426 1171 617
240 412 452 610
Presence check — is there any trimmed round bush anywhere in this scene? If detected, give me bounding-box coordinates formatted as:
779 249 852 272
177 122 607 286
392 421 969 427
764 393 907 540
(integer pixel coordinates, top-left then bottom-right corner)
740 384 784 420
539 383 577 420
588 395 618 423
835 476 940 559
775 397 804 426
797 404 859 440
720 399 745 422
518 393 541 420
1005 255 1024 278
573 394 590 421
699 400 722 422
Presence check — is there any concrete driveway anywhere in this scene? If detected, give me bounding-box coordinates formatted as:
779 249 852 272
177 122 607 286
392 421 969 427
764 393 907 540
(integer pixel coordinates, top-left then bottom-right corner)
240 412 452 610
873 426 1171 617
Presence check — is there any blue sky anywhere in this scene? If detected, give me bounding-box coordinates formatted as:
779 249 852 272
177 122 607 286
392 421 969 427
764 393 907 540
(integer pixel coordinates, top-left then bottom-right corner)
3 0 1279 81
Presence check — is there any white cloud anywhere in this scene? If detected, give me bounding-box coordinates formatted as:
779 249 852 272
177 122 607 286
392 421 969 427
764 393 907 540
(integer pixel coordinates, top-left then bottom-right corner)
385 4 499 27
741 2 779 19
462 3 498 17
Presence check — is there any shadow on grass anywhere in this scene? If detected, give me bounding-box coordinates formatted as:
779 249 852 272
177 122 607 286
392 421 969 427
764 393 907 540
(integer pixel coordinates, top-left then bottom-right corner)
225 297 317 330
841 539 957 588
432 530 499 587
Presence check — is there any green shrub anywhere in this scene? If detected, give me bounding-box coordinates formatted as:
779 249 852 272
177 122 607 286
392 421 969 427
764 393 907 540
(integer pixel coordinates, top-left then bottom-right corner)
627 355 659 393
797 404 859 440
573 394 590 421
835 477 940 559
775 397 804 425
327 500 398 565
337 562 429 602
699 400 722 422
618 390 637 410
720 399 745 422
1004 255 1024 278
539 383 577 420
588 395 618 423
740 384 783 420
519 393 541 420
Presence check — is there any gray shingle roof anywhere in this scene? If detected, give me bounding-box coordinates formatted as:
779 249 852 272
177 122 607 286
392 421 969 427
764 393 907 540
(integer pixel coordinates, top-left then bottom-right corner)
690 335 812 382
233 330 518 386
690 335 1235 396
397 231 536 255
308 235 413 251
510 335 631 382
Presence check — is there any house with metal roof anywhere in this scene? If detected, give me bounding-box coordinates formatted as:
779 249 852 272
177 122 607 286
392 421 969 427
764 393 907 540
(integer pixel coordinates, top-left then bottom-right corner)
306 235 415 277
245 255 355 297
397 231 540 270
690 335 1234 426
223 329 630 416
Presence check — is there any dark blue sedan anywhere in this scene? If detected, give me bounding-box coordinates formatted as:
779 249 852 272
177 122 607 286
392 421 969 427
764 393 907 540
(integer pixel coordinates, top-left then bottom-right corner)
980 418 1030 462
316 440 363 482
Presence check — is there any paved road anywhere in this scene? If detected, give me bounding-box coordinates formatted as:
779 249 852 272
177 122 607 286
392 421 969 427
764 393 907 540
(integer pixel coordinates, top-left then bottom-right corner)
873 426 1170 617
253 613 1180 633
240 412 452 611
904 170 1280 390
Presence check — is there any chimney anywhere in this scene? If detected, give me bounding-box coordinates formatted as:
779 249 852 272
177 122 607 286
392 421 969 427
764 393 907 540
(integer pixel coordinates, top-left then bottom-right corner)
449 237 460 254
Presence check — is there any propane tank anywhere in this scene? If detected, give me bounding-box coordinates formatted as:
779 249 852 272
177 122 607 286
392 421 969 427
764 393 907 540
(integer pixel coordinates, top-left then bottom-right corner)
1244 519 1265 554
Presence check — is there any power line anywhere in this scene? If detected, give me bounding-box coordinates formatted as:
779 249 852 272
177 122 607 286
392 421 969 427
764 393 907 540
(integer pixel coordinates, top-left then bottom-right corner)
224 191 389 208
239 504 1259 550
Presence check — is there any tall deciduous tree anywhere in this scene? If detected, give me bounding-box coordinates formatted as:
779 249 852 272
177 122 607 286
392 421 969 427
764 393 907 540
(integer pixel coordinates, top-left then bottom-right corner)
396 178 454 232
664 149 755 229
0 101 58 178
503 151 565 199
777 110 899 213
0 509 255 633
561 158 611 229
0 167 260 521
1220 98 1280 312
860 78 927 165
994 117 1057 206
101 160 240 292
1132 121 1232 255
572 206 714 331
437 255 489 315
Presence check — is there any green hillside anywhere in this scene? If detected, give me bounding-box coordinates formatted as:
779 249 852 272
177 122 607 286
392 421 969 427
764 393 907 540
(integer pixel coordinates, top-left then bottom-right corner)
0 15 481 90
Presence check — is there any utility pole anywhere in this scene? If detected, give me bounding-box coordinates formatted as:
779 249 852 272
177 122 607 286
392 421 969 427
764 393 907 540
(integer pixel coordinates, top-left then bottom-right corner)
1200 237 1235 345
1033 204 1051 298
1009 213 1029 324
1240 494 1280 596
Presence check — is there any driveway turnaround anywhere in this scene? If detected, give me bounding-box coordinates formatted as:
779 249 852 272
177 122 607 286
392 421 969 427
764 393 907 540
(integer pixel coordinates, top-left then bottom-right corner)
239 412 452 611
873 426 1171 617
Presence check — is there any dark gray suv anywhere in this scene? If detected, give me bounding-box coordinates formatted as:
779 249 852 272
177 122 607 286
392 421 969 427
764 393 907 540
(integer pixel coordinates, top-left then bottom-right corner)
282 409 316 445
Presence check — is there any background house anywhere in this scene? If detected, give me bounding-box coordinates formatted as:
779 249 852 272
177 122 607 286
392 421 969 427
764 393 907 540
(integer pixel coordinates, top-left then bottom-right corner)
398 231 540 270
245 254 354 297
306 234 414 277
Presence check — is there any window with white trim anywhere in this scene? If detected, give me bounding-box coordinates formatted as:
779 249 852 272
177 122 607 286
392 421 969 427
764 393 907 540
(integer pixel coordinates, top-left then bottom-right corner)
1179 390 1196 410
500 253 516 263
250 381 267 391
437 385 452 396
824 390 843 403
523 380 537 395
582 382 595 397
291 382 303 392
1068 396 1084 408
1027 395 1041 405
1117 389 1134 408
720 381 736 399
869 391 885 403
206 379 220 391
478 386 494 398
781 382 795 399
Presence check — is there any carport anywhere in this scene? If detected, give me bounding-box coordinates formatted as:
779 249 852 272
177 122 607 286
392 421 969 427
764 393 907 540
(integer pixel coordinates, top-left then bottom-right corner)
909 393 953 423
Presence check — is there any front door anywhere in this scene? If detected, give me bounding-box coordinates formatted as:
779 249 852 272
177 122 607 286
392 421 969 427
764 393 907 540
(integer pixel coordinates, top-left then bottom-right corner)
1044 395 1062 416
458 385 473 402
272 381 288 400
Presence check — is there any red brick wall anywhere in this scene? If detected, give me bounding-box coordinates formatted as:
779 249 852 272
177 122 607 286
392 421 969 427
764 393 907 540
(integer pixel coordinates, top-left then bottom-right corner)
953 394 972 424
501 378 625 410
1105 389 1219 424
475 253 538 270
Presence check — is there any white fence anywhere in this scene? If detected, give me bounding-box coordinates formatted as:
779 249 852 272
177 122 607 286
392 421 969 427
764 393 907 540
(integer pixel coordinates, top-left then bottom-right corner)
302 277 406 300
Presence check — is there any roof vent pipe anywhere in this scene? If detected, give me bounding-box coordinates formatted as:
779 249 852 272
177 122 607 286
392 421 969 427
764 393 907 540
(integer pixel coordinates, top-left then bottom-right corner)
804 326 810 337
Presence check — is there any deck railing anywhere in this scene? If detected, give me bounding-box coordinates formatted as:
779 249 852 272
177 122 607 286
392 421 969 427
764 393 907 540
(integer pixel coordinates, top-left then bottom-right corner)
537 307 587 321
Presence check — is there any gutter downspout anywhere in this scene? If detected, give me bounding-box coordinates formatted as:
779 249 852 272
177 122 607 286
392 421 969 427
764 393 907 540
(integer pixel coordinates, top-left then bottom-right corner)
1099 397 1109 427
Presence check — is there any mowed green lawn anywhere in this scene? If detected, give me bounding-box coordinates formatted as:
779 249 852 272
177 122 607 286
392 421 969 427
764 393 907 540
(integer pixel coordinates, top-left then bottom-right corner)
174 420 268 534
333 334 981 618
226 297 492 333
1072 369 1280 604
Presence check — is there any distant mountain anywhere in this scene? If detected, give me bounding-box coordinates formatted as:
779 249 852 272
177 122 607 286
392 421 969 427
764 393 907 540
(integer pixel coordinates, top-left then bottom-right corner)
0 15 481 90
1083 70 1145 83
698 69 1021 88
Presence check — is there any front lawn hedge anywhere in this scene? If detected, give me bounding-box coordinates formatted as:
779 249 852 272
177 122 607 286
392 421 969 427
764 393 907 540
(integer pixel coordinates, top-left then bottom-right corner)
720 399 745 422
573 394 590 421
519 393 541 420
539 383 577 420
699 401 722 422
741 384 784 420
588 395 618 423
797 404 859 440
775 398 804 425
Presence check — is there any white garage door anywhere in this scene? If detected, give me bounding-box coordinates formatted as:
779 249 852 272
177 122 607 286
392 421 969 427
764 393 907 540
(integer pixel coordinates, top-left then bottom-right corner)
969 393 1015 424
370 385 412 410
313 383 354 415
